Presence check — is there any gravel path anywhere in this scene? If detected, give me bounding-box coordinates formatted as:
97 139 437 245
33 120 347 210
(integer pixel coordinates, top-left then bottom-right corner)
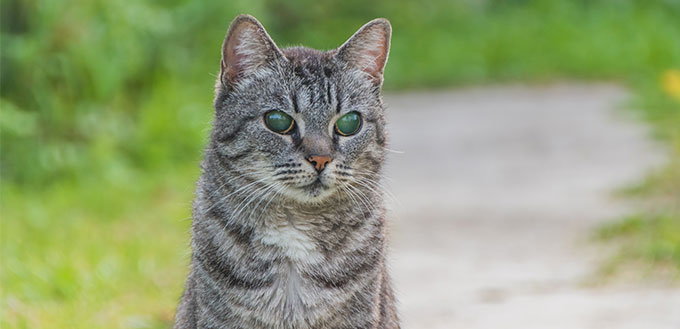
382 84 679 329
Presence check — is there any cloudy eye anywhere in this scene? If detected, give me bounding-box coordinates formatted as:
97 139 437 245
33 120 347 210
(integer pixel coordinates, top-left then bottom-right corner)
264 110 295 134
335 112 362 136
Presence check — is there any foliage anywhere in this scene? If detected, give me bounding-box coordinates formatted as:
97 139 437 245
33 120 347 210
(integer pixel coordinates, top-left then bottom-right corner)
3 0 680 186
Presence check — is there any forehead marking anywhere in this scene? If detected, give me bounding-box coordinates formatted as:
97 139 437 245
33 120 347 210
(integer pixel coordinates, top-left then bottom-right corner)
326 82 332 105
292 90 299 113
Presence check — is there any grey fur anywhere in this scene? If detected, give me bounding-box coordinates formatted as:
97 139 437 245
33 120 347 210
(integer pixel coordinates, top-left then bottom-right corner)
174 15 399 329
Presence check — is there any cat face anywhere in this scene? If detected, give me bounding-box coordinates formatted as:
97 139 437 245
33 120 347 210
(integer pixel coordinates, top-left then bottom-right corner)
210 15 390 203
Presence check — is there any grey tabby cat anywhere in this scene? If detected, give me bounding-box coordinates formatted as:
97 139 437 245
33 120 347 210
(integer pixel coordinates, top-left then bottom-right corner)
174 14 399 329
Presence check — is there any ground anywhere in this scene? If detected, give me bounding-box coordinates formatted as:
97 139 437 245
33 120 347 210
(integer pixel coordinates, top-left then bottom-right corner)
383 84 680 328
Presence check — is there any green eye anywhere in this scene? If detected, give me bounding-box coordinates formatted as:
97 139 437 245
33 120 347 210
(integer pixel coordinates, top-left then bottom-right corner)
335 112 362 136
264 110 295 134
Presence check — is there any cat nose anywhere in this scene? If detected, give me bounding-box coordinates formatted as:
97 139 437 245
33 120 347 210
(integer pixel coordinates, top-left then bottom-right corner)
306 155 332 172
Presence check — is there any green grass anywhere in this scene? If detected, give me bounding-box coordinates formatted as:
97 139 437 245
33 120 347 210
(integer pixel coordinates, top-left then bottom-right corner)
2 166 196 328
595 68 680 275
2 0 680 327
599 213 680 268
598 122 680 275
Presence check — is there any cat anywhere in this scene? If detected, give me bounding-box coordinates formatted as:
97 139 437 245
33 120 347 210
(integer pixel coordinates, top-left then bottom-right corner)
174 14 399 329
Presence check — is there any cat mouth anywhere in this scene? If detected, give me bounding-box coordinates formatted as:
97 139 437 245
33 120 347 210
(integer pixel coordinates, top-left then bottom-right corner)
300 178 331 197
305 178 327 190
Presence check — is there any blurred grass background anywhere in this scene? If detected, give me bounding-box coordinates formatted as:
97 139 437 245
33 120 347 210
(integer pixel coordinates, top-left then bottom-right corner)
2 0 679 327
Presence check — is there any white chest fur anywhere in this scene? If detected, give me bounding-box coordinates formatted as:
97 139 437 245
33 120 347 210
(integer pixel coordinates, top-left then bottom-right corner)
255 223 331 325
259 222 323 262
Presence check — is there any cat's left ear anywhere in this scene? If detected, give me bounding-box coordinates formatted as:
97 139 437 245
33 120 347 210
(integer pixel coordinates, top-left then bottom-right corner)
335 18 391 84
219 15 285 88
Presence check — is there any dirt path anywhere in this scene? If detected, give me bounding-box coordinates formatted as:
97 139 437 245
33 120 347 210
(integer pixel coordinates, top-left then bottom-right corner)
383 84 679 329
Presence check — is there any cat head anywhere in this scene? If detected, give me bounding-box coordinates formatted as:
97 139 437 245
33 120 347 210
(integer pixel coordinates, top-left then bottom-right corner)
210 15 391 203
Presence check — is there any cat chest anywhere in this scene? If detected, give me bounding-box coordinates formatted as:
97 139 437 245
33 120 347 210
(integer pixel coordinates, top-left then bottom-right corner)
253 226 331 324
259 223 324 262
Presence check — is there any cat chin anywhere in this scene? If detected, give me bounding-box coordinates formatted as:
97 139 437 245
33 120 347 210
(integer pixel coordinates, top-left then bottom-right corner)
284 182 337 204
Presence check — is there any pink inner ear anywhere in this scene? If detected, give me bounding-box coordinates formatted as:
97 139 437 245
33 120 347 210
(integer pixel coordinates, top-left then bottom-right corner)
363 42 387 77
346 26 389 80
223 27 250 83
222 23 268 84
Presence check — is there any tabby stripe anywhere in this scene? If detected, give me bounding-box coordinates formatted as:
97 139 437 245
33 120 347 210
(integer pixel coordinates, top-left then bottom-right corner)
194 237 274 289
217 113 258 144
204 208 254 247
307 249 381 289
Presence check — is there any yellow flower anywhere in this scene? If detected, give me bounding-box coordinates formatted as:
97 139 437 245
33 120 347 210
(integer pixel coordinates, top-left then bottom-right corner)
661 69 680 101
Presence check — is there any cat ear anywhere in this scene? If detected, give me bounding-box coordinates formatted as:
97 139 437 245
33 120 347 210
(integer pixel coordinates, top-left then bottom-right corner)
335 18 391 84
219 15 285 88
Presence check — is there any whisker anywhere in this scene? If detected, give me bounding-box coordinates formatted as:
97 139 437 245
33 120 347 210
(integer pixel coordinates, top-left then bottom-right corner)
353 176 400 207
204 176 270 214
230 183 275 221
256 183 288 224
338 183 361 212
244 182 282 222
345 183 376 214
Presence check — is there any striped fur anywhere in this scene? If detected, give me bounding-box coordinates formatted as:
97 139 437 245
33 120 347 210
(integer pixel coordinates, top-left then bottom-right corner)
174 15 399 329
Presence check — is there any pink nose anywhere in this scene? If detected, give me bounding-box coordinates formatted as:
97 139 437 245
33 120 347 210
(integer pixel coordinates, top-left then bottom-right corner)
306 155 332 172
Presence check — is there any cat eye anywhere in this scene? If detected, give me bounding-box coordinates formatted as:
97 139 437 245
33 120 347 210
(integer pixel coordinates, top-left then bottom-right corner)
264 110 295 134
335 112 362 136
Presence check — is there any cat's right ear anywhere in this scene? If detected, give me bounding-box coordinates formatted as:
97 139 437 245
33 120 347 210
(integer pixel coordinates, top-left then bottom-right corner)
219 15 285 89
